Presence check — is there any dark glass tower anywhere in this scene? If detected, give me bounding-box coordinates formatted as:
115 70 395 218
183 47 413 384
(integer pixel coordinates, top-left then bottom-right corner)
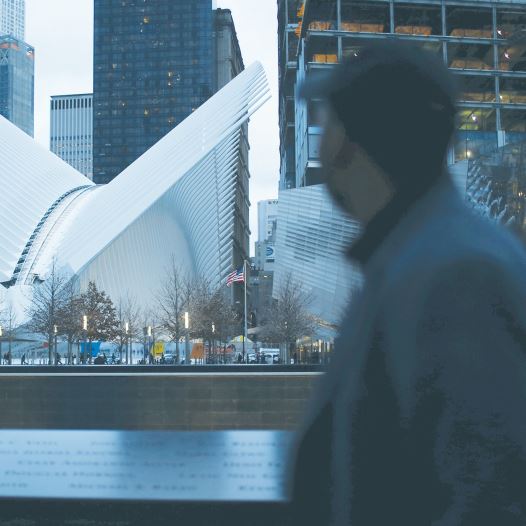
0 35 34 136
93 0 214 184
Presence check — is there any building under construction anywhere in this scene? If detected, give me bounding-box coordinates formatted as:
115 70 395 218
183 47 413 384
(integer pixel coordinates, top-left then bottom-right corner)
274 0 526 328
278 0 526 189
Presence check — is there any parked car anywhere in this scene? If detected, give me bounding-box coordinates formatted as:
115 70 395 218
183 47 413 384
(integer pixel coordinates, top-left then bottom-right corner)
163 352 175 364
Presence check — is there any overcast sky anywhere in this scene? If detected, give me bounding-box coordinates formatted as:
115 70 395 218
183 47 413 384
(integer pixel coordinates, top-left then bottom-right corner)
25 0 280 254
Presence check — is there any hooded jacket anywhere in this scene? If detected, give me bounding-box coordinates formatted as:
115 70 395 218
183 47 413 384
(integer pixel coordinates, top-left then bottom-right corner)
291 176 526 525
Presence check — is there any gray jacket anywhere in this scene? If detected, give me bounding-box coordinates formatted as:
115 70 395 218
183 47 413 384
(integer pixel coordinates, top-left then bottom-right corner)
291 178 526 525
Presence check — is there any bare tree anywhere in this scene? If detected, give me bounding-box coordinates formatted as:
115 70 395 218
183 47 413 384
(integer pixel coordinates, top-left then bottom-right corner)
115 293 142 364
184 276 215 362
185 277 239 363
157 256 188 363
27 258 68 365
156 259 242 364
0 301 19 364
199 287 238 363
260 273 316 363
56 279 82 364
186 276 213 339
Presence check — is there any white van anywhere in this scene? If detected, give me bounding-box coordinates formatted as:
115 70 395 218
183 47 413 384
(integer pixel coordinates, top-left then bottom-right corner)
260 349 280 364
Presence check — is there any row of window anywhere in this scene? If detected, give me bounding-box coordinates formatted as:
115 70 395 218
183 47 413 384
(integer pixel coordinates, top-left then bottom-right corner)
305 38 526 74
51 98 92 110
303 2 526 36
94 135 173 147
51 137 92 143
100 51 211 61
94 121 181 133
93 94 196 104
96 78 209 90
96 4 210 15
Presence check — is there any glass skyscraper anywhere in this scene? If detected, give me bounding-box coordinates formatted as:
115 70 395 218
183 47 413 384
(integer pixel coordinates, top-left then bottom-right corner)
0 0 32 136
0 35 33 136
93 0 215 184
0 0 25 41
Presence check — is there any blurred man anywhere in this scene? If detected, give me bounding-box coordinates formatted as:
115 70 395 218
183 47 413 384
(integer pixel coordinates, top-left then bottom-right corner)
291 41 526 525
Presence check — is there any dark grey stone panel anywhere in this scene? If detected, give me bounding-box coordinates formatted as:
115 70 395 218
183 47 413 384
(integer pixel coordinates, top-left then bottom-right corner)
0 373 321 430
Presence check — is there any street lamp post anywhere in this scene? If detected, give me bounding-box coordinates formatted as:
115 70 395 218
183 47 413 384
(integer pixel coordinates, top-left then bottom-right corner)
284 321 288 365
184 311 189 365
82 315 88 365
143 328 147 364
243 260 248 363
147 325 152 364
125 322 129 365
211 323 215 365
54 325 58 365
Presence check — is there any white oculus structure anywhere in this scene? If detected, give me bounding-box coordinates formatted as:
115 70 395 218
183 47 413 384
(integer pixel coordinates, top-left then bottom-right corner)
0 63 270 320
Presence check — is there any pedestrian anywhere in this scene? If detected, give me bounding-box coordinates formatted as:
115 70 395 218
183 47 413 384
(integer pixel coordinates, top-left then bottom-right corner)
21 353 27 365
55 352 62 365
290 41 526 525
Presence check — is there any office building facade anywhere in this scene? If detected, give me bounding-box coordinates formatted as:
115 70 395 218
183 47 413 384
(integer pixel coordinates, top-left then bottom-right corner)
50 94 93 179
93 0 215 185
215 8 244 91
278 0 302 191
0 35 33 136
255 199 278 272
289 0 526 188
0 0 24 40
257 199 279 245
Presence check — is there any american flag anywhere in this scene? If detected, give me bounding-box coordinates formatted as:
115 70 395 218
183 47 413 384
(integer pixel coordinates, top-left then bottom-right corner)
226 266 244 286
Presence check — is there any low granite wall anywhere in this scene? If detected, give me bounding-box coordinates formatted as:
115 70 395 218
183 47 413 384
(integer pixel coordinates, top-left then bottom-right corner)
0 370 322 430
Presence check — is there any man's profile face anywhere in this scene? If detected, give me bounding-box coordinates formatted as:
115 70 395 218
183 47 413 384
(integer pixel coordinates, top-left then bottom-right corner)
319 106 394 224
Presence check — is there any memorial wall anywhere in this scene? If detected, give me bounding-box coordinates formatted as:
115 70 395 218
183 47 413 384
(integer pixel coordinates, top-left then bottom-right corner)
0 370 321 430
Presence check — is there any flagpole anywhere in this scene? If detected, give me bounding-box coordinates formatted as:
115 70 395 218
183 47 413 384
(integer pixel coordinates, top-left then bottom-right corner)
243 259 247 363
